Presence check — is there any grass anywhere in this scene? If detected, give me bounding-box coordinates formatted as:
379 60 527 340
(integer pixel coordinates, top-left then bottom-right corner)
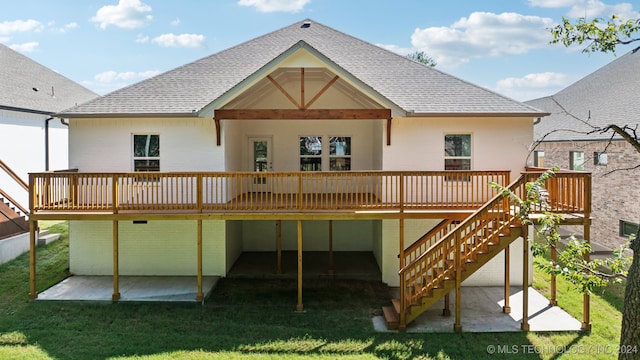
0 222 626 359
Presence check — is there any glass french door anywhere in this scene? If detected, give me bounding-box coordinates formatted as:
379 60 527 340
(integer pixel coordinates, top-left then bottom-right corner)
248 137 272 192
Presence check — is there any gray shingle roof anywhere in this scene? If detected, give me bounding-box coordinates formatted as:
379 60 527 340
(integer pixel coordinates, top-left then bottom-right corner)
0 44 98 114
60 19 544 117
528 48 640 142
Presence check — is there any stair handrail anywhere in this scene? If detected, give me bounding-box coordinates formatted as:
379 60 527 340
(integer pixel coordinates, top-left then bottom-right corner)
397 174 527 326
0 159 28 191
400 219 456 266
0 159 29 215
0 187 29 216
400 175 526 274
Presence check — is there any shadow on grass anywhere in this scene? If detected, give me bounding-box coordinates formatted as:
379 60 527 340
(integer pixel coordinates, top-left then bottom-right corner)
2 277 545 360
1 232 544 360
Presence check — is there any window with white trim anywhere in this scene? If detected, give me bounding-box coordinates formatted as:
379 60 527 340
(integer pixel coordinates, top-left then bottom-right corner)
299 136 352 171
300 136 322 171
133 134 160 171
329 136 351 171
444 134 471 170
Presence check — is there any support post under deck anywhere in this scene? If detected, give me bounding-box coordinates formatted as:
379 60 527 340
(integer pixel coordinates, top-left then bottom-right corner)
328 220 334 275
296 220 304 312
549 245 558 306
196 219 203 302
503 244 511 313
277 220 282 274
521 226 530 331
582 219 592 331
28 220 38 299
112 220 120 301
454 232 462 332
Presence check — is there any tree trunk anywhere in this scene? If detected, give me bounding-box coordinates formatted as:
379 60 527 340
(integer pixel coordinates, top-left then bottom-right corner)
619 235 640 360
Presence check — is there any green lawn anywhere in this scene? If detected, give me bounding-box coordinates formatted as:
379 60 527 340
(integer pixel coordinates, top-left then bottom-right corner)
0 222 625 359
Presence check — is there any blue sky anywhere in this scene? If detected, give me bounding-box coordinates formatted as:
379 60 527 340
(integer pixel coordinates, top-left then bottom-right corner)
2 0 638 101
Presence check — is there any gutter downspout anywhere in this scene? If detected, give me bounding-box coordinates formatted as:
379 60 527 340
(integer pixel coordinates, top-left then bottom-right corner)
44 117 69 171
44 117 54 171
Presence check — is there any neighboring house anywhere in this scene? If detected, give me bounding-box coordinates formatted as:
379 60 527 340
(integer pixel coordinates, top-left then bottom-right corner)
28 19 591 331
526 48 640 251
0 44 97 239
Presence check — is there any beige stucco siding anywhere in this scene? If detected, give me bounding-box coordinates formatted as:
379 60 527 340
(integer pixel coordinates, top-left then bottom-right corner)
69 117 223 172
383 116 532 179
241 220 377 251
229 119 381 172
381 219 440 286
69 220 227 276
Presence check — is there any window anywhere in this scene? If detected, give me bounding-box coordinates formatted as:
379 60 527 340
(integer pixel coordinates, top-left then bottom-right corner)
534 151 545 167
594 152 608 166
300 136 322 171
329 137 351 171
299 136 352 171
133 134 160 171
569 151 584 171
620 220 639 238
444 134 471 170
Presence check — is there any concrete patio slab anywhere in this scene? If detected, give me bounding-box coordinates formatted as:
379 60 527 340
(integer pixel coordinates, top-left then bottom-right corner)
36 276 220 302
373 286 583 333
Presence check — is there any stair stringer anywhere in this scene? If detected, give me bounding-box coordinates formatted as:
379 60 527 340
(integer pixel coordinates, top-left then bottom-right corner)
403 225 522 325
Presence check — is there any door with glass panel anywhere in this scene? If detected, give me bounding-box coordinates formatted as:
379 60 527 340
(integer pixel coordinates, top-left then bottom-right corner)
248 137 272 192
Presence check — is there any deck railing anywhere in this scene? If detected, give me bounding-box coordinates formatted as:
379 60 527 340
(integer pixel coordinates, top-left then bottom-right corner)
29 170 510 213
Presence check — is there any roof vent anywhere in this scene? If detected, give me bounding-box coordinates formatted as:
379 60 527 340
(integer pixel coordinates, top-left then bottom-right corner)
301 21 311 28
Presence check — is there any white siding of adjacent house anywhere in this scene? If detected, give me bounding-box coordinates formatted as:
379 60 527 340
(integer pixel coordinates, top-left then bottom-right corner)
0 109 68 208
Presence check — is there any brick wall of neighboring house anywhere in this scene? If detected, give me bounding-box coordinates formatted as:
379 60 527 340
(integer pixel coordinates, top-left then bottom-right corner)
533 139 640 250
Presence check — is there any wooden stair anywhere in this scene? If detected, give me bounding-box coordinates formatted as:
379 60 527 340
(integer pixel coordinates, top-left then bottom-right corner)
383 224 521 330
0 196 29 240
383 175 531 330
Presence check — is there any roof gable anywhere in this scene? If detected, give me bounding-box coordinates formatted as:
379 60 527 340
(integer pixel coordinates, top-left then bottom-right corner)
59 19 543 118
0 44 97 114
198 42 401 118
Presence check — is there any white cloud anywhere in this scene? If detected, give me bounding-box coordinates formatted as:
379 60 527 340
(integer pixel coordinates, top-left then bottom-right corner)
411 12 556 69
85 69 160 94
494 72 574 101
151 33 206 48
9 41 39 53
376 43 413 56
529 0 640 19
170 18 180 26
0 19 44 35
94 69 160 83
49 21 79 33
238 0 310 13
528 0 581 8
90 0 153 29
136 34 150 43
